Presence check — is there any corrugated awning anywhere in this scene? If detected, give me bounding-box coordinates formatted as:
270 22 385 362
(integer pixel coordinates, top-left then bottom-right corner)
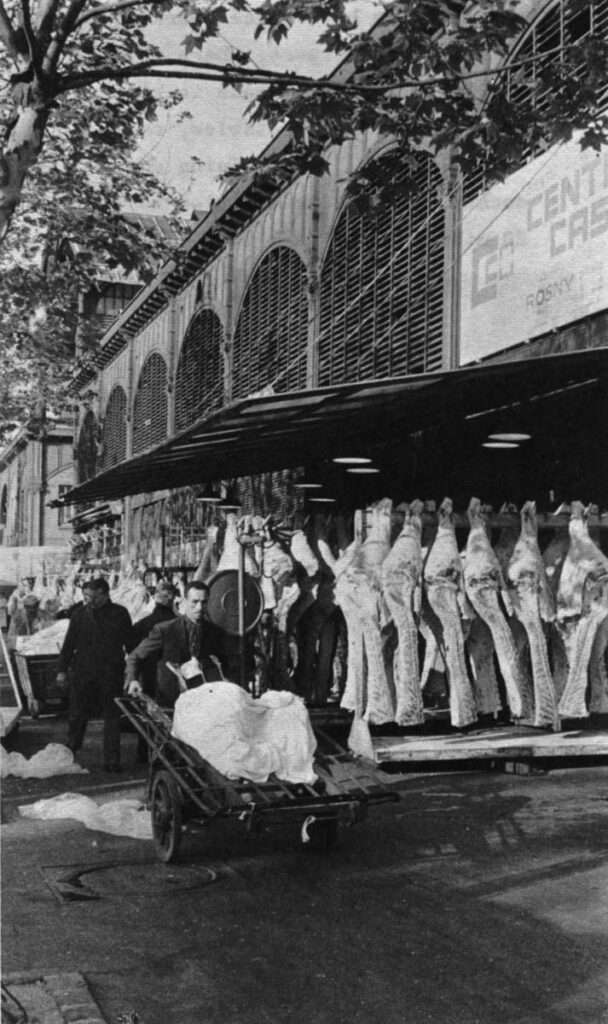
67 501 123 529
61 346 608 505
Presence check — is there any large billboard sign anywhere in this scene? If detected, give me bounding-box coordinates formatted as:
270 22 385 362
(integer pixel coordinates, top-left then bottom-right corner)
460 136 608 364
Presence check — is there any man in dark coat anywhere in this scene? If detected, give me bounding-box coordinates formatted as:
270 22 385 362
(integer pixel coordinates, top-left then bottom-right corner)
130 579 176 762
131 579 177 696
56 577 135 771
126 580 229 707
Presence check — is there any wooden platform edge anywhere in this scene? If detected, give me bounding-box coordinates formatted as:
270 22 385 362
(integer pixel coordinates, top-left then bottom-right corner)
373 729 608 763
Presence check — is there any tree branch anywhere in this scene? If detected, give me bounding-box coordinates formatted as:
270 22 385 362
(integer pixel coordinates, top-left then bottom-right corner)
20 0 42 75
35 0 65 52
0 0 21 60
47 0 88 68
57 40 581 99
74 0 167 29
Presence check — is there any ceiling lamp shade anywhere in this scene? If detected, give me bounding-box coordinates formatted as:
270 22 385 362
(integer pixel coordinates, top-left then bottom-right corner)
217 484 242 509
332 456 372 465
482 441 519 449
347 467 381 474
308 496 336 503
294 482 323 490
488 432 531 442
197 482 222 503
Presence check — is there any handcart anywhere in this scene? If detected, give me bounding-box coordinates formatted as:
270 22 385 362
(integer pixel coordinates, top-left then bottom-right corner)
116 693 398 863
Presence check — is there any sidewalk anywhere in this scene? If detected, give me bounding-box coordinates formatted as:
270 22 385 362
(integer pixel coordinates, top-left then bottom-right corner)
2 971 108 1024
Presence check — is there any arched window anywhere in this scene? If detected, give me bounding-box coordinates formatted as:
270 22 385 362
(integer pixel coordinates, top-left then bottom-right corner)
0 484 7 525
233 246 308 399
132 352 168 454
175 307 223 431
102 385 127 469
318 153 445 385
463 0 606 203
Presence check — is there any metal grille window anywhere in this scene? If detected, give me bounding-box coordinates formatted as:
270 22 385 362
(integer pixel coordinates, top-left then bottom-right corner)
319 154 445 385
102 385 127 469
233 246 308 399
175 307 224 431
132 352 168 454
463 0 607 204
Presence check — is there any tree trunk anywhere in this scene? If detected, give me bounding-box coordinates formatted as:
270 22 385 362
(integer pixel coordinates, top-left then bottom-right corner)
0 93 50 242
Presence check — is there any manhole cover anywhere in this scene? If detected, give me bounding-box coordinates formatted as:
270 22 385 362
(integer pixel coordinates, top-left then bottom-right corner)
40 861 219 901
86 861 219 896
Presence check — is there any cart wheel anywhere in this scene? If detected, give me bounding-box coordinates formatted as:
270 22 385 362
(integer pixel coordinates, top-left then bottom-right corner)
151 770 183 863
305 818 338 852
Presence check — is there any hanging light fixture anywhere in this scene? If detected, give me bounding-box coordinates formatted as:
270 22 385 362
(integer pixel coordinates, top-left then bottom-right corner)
217 483 242 510
482 441 519 449
294 482 323 490
308 496 336 503
488 432 531 442
346 467 381 474
196 482 222 503
332 456 372 465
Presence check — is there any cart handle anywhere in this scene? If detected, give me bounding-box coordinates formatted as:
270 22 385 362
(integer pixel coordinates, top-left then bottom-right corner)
165 662 188 693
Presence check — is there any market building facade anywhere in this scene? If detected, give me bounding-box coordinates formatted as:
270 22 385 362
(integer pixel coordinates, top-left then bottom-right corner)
62 0 608 748
0 418 74 549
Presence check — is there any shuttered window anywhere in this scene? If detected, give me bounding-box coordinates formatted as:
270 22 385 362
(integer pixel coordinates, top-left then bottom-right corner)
102 385 127 469
233 246 308 399
175 307 223 431
318 154 445 386
132 353 168 454
463 0 607 205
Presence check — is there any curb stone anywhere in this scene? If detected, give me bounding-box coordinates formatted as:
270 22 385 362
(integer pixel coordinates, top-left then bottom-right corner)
2 971 107 1024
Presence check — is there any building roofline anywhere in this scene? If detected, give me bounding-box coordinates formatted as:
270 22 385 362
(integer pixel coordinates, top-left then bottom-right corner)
69 14 388 394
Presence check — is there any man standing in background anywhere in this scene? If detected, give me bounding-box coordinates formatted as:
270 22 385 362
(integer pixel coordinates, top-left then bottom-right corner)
56 577 134 772
130 579 177 762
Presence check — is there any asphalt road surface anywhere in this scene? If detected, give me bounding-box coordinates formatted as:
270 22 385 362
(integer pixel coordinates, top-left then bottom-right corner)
2 764 608 1024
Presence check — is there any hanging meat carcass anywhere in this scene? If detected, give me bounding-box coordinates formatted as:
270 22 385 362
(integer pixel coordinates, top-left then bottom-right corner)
423 498 477 728
331 515 364 714
465 617 502 717
193 525 220 583
507 501 559 729
493 504 520 578
556 502 608 719
216 514 259 575
463 498 529 721
381 500 425 726
337 501 395 723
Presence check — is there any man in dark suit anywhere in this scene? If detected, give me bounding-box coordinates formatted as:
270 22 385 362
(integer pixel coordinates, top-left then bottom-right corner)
125 580 228 707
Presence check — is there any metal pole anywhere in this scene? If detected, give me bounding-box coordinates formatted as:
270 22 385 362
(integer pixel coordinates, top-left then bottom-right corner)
237 540 246 690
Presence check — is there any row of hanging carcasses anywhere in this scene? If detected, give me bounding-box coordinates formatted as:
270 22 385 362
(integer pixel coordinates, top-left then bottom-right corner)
325 497 608 730
193 500 608 729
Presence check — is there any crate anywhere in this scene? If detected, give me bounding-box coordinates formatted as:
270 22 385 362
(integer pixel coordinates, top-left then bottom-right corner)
13 653 66 715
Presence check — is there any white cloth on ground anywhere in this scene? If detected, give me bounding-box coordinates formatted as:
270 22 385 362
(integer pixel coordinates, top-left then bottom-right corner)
171 680 317 785
1 742 87 778
19 792 152 839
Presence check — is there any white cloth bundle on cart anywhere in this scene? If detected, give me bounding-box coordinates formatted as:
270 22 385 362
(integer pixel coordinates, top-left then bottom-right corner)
171 681 317 785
